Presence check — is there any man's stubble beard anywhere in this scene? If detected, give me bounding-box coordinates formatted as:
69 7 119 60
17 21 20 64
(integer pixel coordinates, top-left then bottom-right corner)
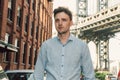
58 30 68 35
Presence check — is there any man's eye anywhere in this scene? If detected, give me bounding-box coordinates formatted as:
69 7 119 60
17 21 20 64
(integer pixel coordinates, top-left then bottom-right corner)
62 19 67 21
55 19 59 22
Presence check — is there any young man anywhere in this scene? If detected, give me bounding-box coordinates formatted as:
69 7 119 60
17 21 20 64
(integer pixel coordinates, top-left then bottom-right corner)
33 7 95 80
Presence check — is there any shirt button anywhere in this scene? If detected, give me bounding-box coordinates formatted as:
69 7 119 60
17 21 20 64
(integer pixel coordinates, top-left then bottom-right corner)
61 65 63 67
62 54 64 56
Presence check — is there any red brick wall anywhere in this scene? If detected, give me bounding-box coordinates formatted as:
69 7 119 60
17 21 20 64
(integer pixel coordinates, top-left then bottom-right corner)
0 0 53 70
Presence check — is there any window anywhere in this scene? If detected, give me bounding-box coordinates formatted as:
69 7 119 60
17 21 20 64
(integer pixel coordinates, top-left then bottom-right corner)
14 39 19 63
4 51 10 61
40 28 43 43
33 48 35 64
26 0 29 4
4 33 11 61
7 0 13 20
34 49 37 65
25 15 29 32
5 33 11 44
32 0 34 10
29 46 32 65
36 26 38 39
30 21 34 36
36 1 39 15
0 0 2 15
17 6 21 26
0 0 1 7
22 42 26 64
5 33 9 43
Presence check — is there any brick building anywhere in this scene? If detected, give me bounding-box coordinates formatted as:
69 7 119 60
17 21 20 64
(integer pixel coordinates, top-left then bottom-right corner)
0 0 53 70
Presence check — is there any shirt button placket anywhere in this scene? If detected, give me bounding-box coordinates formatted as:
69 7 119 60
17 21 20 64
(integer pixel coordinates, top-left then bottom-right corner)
61 45 65 80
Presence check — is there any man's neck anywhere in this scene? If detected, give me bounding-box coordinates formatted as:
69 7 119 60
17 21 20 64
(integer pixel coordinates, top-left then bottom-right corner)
58 32 70 44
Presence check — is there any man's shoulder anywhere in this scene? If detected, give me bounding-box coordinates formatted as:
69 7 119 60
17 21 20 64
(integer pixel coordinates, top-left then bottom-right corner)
42 37 57 45
71 35 87 46
46 37 57 42
71 35 84 42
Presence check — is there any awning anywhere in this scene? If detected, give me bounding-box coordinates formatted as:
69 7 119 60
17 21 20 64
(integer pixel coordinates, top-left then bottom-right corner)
0 40 18 52
0 43 5 48
0 40 6 48
7 44 18 52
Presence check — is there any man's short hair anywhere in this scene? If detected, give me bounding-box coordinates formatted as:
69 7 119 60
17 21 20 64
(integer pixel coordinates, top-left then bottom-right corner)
53 7 72 20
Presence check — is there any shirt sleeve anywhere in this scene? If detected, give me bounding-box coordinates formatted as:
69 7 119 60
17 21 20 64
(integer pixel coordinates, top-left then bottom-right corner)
81 43 96 80
33 43 47 80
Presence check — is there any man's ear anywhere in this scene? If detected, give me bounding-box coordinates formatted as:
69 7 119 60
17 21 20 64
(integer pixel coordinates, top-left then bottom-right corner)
70 21 73 26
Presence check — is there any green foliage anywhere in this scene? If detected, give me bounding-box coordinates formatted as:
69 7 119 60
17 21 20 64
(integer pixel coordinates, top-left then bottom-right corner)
95 72 108 80
0 70 9 80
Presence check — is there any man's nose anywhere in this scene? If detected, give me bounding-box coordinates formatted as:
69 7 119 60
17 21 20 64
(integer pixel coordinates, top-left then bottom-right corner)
58 20 62 25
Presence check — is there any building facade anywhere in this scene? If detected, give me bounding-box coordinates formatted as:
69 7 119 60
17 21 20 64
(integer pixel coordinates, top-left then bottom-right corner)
0 0 53 70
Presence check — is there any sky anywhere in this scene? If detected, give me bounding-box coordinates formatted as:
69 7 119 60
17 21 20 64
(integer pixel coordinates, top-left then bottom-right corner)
53 0 120 67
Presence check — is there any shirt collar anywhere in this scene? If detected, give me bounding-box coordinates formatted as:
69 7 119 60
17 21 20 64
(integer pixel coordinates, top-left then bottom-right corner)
56 34 74 41
68 34 74 41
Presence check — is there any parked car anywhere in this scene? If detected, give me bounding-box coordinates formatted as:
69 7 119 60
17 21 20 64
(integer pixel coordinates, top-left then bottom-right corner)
28 71 46 80
110 76 117 80
5 70 34 80
105 73 117 80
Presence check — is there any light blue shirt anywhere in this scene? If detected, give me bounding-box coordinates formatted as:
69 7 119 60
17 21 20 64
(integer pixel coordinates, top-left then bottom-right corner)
34 35 95 80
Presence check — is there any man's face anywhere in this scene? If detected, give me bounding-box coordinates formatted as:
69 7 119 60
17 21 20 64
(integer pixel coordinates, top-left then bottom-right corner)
54 12 73 34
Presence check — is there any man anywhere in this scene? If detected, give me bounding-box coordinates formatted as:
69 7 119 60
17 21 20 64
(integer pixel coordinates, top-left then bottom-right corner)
33 7 95 80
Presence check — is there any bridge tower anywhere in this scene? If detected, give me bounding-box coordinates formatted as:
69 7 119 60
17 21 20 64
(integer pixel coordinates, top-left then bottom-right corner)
77 0 88 20
77 0 110 71
98 0 108 11
96 0 110 71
